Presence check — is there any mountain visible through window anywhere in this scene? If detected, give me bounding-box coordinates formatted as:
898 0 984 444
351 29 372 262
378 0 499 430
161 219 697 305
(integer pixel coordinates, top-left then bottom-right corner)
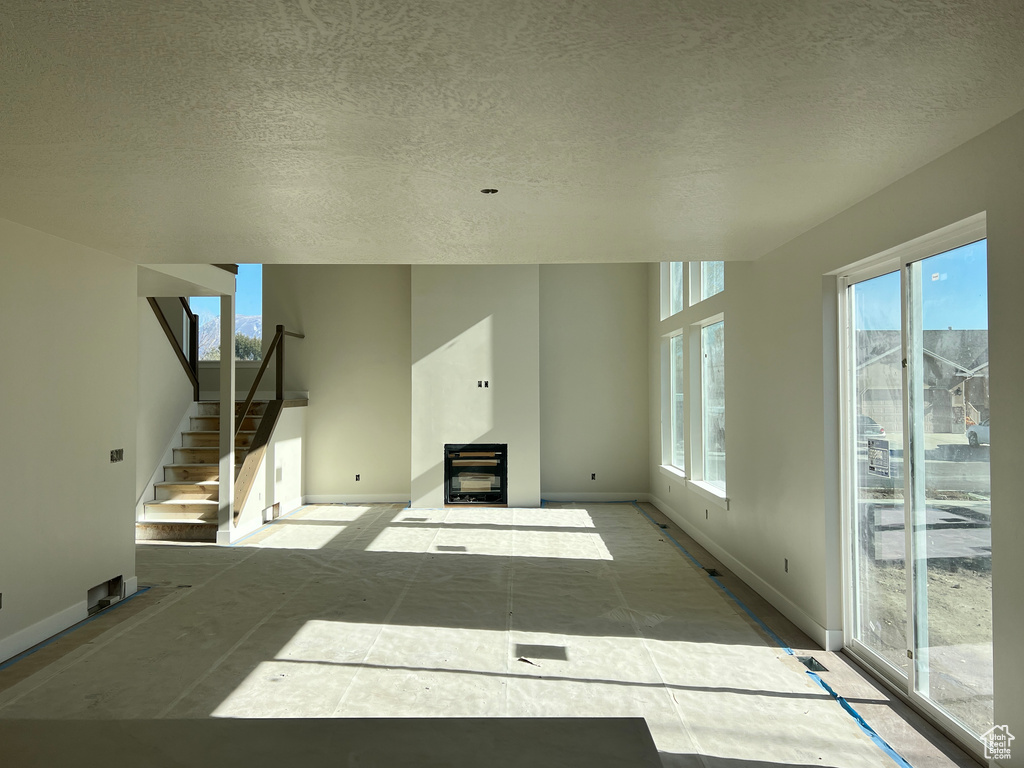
190 264 263 361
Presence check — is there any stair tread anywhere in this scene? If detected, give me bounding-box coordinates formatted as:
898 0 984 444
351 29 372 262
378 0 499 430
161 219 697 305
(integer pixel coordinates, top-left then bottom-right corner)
182 430 257 435
163 463 239 468
155 480 219 486
145 499 219 506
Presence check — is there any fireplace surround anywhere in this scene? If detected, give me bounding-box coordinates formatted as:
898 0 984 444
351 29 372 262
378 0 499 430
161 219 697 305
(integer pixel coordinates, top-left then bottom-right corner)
444 444 507 505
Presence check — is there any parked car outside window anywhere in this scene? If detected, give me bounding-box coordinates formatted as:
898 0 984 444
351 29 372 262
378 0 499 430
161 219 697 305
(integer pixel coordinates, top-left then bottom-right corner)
967 418 990 447
857 414 886 441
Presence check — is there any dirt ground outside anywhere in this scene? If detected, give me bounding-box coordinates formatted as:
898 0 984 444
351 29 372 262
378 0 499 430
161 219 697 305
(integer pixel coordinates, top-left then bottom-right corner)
857 541 993 736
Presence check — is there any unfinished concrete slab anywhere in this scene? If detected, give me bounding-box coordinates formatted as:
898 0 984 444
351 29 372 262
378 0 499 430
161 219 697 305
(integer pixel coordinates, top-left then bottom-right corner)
0 503 975 766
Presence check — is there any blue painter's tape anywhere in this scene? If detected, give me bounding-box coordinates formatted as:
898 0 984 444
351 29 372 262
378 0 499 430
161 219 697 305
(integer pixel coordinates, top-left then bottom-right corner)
808 672 914 768
630 501 794 652
628 500 913 767
0 587 152 672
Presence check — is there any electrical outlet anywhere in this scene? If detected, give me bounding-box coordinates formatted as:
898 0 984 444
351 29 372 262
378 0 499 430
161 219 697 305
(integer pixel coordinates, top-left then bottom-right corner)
109 448 124 463
484 380 489 387
705 509 708 520
355 474 360 481
477 381 482 387
591 473 596 480
785 558 789 573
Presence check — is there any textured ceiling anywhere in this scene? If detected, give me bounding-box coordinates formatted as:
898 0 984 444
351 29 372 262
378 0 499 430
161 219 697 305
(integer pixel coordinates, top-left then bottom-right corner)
2 1 1023 264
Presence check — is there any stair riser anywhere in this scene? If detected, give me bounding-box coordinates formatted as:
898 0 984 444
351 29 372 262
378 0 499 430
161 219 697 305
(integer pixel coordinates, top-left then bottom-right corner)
190 416 260 431
143 512 219 524
173 447 248 464
197 402 268 418
155 487 218 501
136 523 217 542
164 466 219 482
144 504 218 521
182 433 254 448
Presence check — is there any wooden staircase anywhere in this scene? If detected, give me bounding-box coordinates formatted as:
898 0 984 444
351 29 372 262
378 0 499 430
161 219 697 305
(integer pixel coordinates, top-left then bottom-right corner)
136 401 267 542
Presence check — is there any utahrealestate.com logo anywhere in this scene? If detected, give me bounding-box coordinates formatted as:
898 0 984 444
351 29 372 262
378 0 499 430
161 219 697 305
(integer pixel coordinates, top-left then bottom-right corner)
982 725 1014 760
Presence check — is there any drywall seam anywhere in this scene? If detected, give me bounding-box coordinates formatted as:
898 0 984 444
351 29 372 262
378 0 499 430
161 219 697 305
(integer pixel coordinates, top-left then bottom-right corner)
650 494 839 651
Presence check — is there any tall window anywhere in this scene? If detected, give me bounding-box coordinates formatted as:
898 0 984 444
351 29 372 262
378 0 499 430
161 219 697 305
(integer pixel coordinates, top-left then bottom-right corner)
701 320 726 491
667 262 684 315
670 334 685 468
700 261 725 300
660 261 727 499
190 264 263 361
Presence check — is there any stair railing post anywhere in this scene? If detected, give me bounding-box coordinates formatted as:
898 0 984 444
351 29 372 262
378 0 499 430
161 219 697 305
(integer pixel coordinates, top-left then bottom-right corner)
276 324 285 401
218 292 236 545
189 309 200 400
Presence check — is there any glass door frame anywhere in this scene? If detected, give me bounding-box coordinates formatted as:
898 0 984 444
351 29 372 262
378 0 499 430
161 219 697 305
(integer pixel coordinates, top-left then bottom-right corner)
837 213 988 759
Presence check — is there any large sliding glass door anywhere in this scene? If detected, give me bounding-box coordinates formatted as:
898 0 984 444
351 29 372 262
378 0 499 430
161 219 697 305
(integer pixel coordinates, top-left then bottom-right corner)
843 222 992 751
848 270 908 677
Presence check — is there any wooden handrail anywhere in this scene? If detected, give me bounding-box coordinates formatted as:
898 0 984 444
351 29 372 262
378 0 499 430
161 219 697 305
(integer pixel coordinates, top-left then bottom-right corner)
177 298 199 386
236 332 280 435
148 298 199 400
232 324 305 524
235 324 303 435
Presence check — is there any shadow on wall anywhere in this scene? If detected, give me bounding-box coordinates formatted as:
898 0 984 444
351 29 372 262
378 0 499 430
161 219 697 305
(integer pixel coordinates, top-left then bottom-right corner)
412 314 495 504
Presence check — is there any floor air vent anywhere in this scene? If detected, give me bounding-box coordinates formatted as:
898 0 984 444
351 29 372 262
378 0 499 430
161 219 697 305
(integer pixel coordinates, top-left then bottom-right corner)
797 656 828 672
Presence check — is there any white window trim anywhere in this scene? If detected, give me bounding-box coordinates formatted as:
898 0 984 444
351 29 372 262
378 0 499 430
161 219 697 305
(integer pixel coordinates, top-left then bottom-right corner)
663 331 688 475
660 261 690 320
690 312 725 491
688 479 730 509
659 464 687 482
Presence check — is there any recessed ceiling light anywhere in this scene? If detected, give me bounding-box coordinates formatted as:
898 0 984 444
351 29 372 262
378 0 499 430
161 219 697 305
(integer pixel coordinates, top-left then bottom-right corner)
480 188 498 194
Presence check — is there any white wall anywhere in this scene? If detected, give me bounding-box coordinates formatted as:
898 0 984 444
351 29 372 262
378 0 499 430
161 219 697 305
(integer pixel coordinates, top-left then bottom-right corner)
411 265 541 508
263 265 412 502
233 405 307 540
0 219 138 663
648 109 1024 748
540 264 649 499
136 299 194 508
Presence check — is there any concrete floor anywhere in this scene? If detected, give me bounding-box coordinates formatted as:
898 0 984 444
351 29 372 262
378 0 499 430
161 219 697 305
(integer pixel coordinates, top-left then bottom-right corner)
0 502 983 767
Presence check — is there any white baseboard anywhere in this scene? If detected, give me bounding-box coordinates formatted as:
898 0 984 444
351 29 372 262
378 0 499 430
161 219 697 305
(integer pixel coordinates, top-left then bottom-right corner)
304 494 411 505
0 601 88 666
649 494 839 651
541 492 647 503
304 493 648 507
279 496 304 516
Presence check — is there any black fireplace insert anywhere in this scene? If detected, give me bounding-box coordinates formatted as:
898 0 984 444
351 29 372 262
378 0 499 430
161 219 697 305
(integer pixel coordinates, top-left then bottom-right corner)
444 444 507 505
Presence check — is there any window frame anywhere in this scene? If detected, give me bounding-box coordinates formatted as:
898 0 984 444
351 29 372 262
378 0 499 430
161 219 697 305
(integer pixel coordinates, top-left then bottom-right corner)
658 261 729 507
660 261 688 319
694 314 726 494
835 212 989 758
